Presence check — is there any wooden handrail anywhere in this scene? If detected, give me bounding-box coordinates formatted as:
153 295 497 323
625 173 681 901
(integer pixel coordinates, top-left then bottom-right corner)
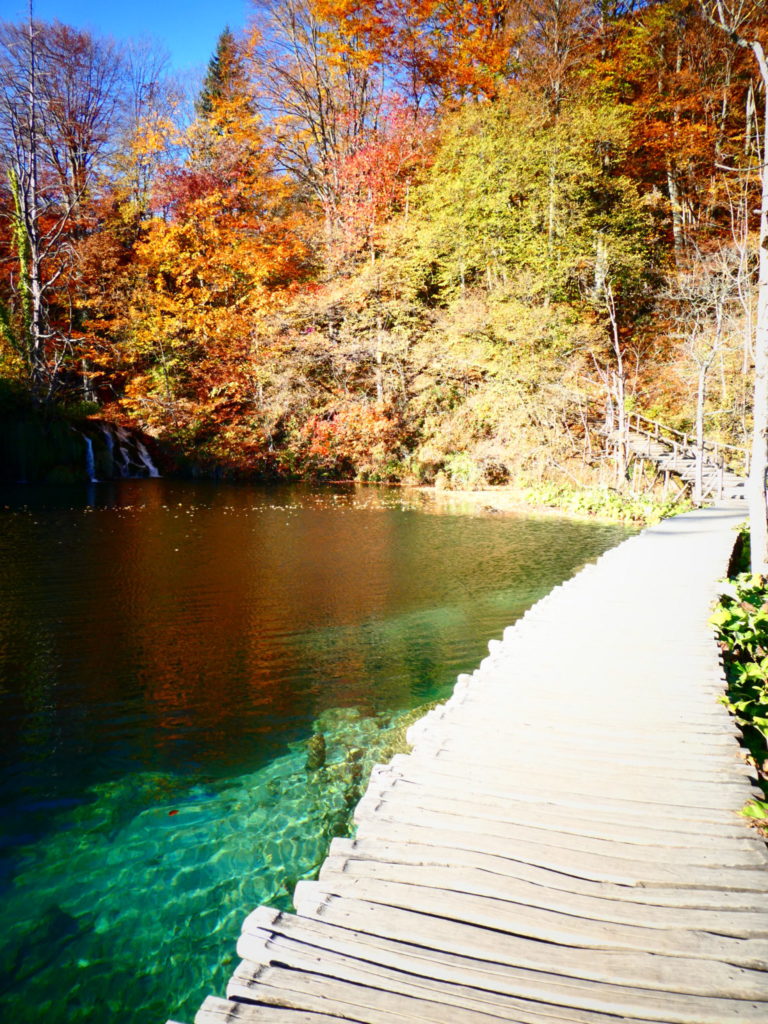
626 411 749 471
573 378 751 477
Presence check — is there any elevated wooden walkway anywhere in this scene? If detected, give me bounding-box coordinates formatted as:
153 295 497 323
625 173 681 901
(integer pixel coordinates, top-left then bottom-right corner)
174 507 768 1024
622 413 748 502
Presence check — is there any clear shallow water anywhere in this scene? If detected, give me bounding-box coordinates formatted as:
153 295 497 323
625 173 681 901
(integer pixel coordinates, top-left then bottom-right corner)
0 480 632 1023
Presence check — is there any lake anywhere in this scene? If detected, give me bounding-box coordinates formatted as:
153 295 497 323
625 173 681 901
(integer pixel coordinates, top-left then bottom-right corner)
0 480 632 1023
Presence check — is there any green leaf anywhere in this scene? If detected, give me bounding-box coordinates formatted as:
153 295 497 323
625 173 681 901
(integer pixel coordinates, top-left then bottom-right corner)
741 800 768 821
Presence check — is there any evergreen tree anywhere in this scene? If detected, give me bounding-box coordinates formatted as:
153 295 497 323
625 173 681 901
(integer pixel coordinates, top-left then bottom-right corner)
196 28 251 126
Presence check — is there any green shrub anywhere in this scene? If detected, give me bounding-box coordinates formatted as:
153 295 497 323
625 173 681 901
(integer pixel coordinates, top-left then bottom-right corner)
524 483 692 525
710 564 768 823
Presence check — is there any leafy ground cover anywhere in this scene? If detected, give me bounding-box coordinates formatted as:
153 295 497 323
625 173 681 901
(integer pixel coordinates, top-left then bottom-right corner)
710 532 768 826
523 483 692 525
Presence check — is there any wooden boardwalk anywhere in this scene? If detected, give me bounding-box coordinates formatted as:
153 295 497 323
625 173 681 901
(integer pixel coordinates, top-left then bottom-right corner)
621 413 748 502
174 506 768 1024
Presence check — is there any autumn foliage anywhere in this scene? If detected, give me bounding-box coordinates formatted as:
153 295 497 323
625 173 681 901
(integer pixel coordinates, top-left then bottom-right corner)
0 0 766 485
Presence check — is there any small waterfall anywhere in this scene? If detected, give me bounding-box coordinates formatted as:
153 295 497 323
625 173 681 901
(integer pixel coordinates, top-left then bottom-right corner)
135 438 160 478
114 426 135 478
113 425 160 478
100 423 115 478
83 435 98 483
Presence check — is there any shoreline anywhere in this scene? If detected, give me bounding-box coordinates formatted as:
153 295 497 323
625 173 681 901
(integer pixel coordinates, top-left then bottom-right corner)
354 480 683 526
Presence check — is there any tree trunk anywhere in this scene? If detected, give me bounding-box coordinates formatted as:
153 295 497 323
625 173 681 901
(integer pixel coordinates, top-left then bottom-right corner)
699 6 768 571
614 369 627 486
695 365 706 505
667 164 685 263
747 41 768 572
748 84 768 570
25 7 46 394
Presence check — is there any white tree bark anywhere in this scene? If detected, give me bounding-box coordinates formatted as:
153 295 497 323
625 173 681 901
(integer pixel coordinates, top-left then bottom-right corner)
701 2 768 570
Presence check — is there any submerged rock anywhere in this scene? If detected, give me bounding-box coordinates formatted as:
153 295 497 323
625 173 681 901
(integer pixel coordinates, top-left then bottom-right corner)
305 733 326 771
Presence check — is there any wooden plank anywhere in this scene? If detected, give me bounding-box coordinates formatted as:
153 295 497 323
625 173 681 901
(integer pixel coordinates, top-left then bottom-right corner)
383 756 753 823
353 791 768 867
419 708 738 738
408 714 741 746
299 874 768 967
239 907 768 1024
330 837 768 912
231 961 529 1024
319 854 768 937
403 757 757 811
415 716 736 741
399 723 752 775
429 686 731 710
361 775 758 847
196 995 364 1022
409 722 744 751
230 943 672 1024
380 758 753 832
352 809 768 888
292 890 768 1001
389 745 753 782
222 966 514 1024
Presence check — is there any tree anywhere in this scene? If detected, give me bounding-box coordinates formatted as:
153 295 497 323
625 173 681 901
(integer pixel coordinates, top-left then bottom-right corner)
34 22 123 214
618 0 747 261
313 0 515 104
700 0 768 570
196 28 241 120
406 94 651 302
116 28 311 451
113 38 179 224
509 0 597 111
324 102 429 265
0 13 125 395
666 247 740 503
246 0 385 216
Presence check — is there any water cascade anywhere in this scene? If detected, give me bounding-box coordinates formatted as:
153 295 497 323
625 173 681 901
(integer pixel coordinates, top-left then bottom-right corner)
81 424 161 482
135 437 160 477
112 425 161 479
100 423 115 475
83 435 97 483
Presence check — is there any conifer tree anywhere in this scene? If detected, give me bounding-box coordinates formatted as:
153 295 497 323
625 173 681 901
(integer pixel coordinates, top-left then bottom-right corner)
196 28 251 127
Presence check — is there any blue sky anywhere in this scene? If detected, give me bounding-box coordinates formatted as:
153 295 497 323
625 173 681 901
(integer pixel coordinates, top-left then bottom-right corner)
3 0 252 72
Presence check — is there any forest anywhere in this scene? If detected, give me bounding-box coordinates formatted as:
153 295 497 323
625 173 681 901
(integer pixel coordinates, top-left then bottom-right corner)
0 0 766 497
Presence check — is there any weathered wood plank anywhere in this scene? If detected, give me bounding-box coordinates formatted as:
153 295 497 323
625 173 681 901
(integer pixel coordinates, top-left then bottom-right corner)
195 995 362 1023
329 836 768 912
353 791 768 867
379 757 753 831
292 890 768 1001
353 810 768 888
318 854 768 936
229 962 521 1024
239 907 768 1024
391 734 755 777
299 874 768 967
380 756 754 823
230 948 672 1024
360 774 759 847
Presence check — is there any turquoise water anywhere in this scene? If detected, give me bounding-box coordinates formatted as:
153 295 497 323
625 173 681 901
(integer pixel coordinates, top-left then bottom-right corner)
0 481 631 1023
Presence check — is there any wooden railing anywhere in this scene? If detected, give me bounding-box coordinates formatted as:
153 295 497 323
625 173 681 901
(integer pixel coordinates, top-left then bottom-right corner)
624 412 750 476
